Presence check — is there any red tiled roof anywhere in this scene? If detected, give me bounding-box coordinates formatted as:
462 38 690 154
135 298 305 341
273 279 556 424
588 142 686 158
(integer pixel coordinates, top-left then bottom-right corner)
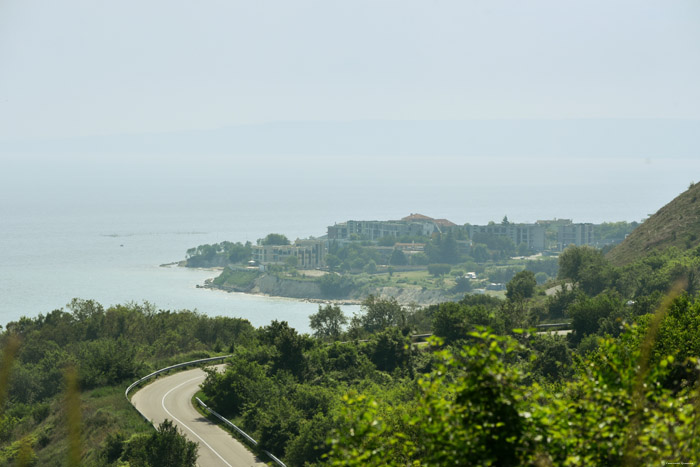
401 213 435 222
434 218 457 227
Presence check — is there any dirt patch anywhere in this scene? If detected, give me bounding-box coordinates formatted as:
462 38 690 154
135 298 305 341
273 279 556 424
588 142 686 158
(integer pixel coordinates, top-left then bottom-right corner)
297 269 328 278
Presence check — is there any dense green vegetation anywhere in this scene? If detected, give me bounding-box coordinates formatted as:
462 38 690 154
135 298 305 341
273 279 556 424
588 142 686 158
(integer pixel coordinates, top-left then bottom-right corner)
112 420 198 467
196 242 700 466
2 238 699 465
185 241 252 268
184 233 292 268
260 233 292 246
5 189 696 465
596 220 639 245
0 299 254 465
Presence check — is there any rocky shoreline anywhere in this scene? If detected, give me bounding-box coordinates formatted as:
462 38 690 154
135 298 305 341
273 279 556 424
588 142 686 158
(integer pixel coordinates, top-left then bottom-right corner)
197 273 458 307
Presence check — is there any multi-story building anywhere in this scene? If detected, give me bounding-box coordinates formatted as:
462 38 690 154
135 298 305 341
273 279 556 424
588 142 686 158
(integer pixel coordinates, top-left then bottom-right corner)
557 223 595 250
251 239 326 269
327 214 456 241
467 223 546 251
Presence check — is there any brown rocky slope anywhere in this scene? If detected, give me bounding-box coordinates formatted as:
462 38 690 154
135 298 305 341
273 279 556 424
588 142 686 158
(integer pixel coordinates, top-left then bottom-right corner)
607 182 700 266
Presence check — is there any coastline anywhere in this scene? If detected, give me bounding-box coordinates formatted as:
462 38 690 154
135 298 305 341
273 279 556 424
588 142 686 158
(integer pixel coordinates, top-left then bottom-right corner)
196 278 361 306
194 269 456 307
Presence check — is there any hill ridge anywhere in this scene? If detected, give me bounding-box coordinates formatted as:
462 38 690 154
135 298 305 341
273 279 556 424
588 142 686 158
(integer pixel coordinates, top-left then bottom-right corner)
607 182 700 265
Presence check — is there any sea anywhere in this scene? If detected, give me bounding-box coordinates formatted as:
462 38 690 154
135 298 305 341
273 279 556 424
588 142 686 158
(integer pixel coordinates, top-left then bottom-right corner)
1 153 698 333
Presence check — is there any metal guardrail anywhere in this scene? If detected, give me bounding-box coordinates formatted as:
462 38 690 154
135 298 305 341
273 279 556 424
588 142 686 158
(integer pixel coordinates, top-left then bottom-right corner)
534 323 571 329
338 332 434 345
126 355 285 466
196 398 286 467
125 355 231 399
411 333 433 339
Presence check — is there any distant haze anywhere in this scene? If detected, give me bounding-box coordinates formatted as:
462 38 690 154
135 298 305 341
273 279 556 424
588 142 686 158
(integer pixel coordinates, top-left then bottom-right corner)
1 1 699 140
2 1 699 244
2 1 699 331
1 119 699 159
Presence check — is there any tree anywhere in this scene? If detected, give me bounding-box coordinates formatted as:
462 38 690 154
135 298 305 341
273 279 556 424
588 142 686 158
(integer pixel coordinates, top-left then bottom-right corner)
285 255 299 268
202 356 270 417
350 257 366 270
558 245 615 295
488 266 520 283
567 291 623 344
125 420 198 467
328 331 534 466
353 296 405 334
506 270 537 302
228 242 252 263
389 249 408 266
453 275 473 293
517 242 532 256
471 244 490 263
472 233 516 259
628 293 700 389
102 432 126 464
534 272 549 285
148 420 198 466
427 264 451 277
286 413 335 466
431 302 501 343
261 233 291 246
363 260 378 274
530 334 573 381
426 232 460 264
365 327 413 373
262 320 307 378
319 274 355 298
325 254 341 271
309 304 347 341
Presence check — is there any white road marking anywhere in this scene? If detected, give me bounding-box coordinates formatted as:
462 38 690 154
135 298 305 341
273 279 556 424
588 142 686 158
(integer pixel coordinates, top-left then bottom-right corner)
161 376 233 467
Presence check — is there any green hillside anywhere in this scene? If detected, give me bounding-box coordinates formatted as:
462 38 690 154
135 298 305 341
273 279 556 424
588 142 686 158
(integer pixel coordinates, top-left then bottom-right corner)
607 182 700 265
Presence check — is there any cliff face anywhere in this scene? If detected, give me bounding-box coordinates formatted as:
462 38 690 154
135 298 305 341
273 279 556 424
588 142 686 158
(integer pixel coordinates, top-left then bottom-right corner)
250 275 457 305
206 271 461 306
205 274 462 306
251 274 324 299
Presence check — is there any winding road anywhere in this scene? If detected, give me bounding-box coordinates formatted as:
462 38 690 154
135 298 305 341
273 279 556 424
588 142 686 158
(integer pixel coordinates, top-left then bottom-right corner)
130 366 267 467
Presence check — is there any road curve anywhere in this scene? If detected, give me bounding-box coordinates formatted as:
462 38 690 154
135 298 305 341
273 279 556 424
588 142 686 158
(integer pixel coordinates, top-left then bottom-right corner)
130 366 267 467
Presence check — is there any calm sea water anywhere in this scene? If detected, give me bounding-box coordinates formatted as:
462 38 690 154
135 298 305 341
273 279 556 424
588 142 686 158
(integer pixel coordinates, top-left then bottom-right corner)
1 154 697 332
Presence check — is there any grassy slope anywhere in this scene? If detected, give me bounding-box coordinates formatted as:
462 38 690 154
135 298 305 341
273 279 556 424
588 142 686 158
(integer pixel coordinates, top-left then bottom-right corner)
607 182 700 266
2 349 224 466
212 268 261 290
0 385 152 467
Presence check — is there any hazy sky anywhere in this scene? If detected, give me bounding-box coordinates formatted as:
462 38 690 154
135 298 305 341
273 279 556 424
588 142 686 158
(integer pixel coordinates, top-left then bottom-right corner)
1 0 699 140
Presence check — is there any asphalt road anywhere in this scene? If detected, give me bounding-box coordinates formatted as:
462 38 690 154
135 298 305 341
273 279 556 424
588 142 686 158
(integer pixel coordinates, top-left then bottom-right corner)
130 366 267 467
